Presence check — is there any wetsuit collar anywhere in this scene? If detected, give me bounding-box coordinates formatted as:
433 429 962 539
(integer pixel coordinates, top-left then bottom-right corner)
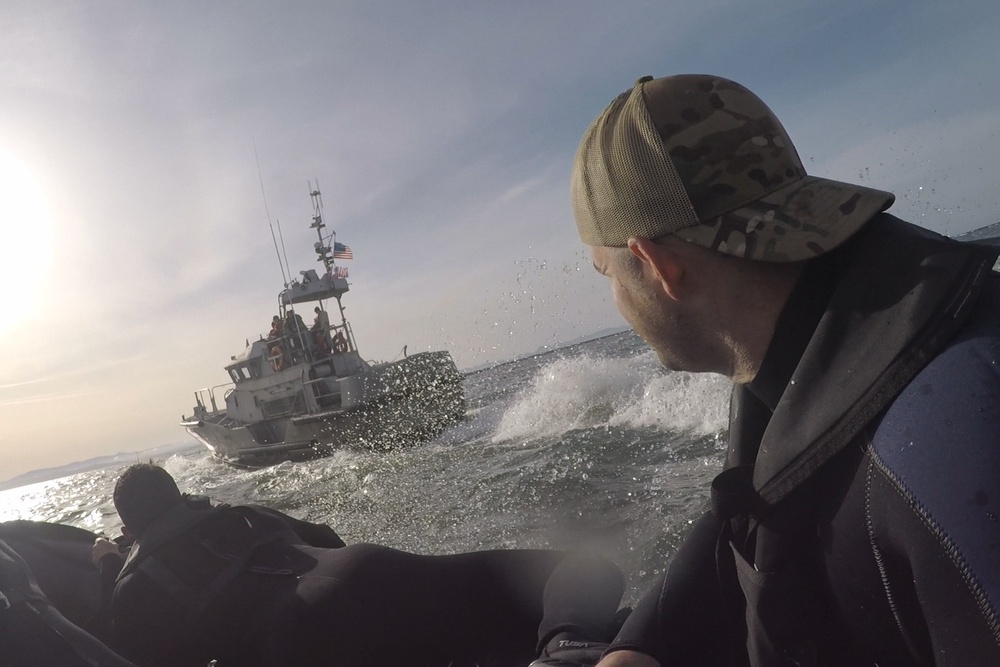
752 214 1000 506
749 251 841 413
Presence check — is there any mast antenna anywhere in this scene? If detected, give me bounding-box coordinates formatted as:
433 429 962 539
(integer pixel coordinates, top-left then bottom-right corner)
309 181 335 273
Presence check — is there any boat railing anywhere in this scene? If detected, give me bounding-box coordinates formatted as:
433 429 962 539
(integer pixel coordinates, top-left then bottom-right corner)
265 328 311 369
259 302 364 376
302 372 343 410
270 321 354 366
193 382 235 417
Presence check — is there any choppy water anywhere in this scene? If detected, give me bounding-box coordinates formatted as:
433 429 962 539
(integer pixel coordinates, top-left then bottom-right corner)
0 331 731 602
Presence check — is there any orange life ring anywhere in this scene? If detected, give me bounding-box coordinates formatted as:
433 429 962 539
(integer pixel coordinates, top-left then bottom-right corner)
269 345 286 371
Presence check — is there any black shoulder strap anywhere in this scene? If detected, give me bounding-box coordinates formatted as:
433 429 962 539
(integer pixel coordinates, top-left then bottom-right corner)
711 465 759 521
712 385 769 521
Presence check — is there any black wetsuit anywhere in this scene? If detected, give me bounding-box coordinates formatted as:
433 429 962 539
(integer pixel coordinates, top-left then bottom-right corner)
104 502 623 666
607 215 1000 665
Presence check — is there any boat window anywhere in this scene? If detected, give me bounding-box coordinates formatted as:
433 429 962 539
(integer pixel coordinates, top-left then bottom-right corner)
229 366 253 384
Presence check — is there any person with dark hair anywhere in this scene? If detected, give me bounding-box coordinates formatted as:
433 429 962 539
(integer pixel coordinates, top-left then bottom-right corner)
94 464 625 667
267 315 282 340
569 75 1000 666
111 463 182 537
283 309 309 359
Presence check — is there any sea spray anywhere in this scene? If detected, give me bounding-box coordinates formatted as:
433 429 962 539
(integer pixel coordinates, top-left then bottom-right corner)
493 350 729 443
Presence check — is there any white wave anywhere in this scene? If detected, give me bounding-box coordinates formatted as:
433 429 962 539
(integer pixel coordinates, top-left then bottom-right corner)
493 351 730 443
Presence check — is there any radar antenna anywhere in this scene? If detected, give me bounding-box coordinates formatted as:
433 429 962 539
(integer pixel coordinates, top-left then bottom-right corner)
309 181 338 273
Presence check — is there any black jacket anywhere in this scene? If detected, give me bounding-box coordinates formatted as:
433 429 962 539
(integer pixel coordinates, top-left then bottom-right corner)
610 215 1000 665
109 501 344 666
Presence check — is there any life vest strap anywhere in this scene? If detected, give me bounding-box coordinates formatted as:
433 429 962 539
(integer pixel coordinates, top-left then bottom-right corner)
711 465 760 520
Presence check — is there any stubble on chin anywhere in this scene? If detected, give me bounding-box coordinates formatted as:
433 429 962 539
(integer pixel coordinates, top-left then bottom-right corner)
654 349 680 372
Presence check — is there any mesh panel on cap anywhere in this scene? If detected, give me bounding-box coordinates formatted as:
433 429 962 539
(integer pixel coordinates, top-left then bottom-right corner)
573 83 698 247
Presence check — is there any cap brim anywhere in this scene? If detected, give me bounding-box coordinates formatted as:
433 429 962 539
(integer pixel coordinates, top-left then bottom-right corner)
674 176 894 262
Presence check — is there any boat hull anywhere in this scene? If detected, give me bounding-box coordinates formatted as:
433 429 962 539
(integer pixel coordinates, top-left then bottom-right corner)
183 351 465 467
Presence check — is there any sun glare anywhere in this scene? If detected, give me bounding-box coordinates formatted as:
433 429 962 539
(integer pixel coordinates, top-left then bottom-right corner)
0 151 54 334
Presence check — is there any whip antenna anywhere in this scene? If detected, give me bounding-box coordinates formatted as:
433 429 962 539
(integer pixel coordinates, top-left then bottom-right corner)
276 218 292 289
254 138 288 286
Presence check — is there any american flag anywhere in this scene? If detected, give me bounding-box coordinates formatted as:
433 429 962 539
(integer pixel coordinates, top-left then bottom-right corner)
333 242 353 260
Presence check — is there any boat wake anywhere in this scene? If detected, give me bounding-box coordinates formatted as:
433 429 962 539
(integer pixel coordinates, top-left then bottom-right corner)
492 351 729 443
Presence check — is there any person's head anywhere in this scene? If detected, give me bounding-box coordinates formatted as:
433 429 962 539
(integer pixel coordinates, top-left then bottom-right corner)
272 315 280 323
315 307 320 314
113 464 183 538
572 74 894 380
591 236 801 381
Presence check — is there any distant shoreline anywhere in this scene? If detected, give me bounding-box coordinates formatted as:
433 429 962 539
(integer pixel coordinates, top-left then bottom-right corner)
0 442 201 492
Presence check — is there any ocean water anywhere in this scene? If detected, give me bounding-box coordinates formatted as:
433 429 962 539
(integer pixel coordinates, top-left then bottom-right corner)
0 331 731 602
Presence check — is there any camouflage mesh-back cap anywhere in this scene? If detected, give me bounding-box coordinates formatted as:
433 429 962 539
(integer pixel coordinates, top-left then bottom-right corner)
571 74 895 261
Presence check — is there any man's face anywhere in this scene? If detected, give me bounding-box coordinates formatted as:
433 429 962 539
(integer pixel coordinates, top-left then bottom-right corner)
590 243 716 375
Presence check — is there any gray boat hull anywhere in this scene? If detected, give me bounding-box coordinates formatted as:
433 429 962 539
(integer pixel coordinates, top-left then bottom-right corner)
183 351 465 467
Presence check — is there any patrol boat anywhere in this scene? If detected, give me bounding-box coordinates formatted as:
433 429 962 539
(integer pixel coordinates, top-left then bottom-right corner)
181 188 465 466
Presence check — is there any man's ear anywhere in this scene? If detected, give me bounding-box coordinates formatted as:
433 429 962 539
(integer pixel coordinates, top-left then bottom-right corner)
627 237 685 301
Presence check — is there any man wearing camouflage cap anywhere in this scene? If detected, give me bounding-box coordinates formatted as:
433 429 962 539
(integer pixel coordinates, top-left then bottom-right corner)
571 74 1000 666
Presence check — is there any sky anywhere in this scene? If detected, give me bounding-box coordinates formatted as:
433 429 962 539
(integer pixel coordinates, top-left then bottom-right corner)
2 0 999 480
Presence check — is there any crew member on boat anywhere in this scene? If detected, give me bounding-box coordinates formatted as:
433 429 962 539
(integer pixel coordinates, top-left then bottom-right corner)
312 306 331 354
283 310 308 362
265 316 287 370
267 315 282 340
